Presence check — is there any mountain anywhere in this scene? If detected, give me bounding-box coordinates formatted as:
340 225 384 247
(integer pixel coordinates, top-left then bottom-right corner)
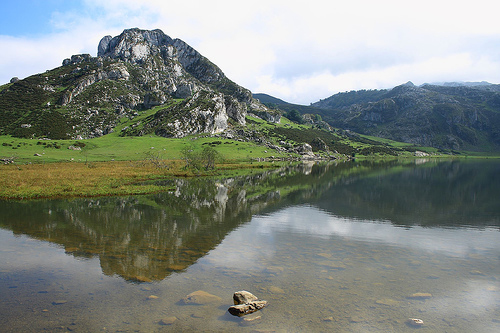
310 82 500 151
253 93 327 118
253 93 288 105
0 28 267 139
422 81 493 87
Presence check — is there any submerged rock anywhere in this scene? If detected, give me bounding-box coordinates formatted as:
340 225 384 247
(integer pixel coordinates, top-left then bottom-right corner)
264 266 284 275
240 314 262 326
406 318 424 327
228 291 268 317
181 290 222 305
375 298 399 306
159 316 177 325
268 286 285 294
407 292 432 300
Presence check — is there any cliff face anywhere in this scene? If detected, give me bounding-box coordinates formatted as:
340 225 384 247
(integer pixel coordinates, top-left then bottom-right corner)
0 28 263 139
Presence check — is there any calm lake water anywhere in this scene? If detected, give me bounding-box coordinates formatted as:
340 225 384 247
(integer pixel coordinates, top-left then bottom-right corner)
1 159 499 332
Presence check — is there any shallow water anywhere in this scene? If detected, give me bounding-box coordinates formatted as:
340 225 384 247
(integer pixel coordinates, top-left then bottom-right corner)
1 160 499 332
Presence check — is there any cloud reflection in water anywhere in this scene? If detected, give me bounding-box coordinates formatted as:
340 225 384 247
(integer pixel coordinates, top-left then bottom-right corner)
254 205 500 258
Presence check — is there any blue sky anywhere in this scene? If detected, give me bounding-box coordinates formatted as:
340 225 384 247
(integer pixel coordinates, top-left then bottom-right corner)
1 0 500 104
1 1 85 36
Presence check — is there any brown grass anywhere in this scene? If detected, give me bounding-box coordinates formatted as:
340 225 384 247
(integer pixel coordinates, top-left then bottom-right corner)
0 160 278 200
0 161 182 200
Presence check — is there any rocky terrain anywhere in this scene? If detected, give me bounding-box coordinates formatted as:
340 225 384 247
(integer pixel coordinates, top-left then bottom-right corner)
310 82 500 151
2 28 499 153
0 28 271 140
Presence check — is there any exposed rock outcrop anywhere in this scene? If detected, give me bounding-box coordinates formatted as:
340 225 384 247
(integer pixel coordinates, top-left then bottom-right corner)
311 81 500 151
1 28 269 139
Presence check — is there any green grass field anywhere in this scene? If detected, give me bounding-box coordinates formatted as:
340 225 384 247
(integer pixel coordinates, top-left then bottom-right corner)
0 110 310 164
0 132 278 164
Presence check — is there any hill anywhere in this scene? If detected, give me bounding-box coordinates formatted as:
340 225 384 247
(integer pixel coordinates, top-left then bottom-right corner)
3 28 484 163
310 82 500 152
253 93 288 105
0 28 268 140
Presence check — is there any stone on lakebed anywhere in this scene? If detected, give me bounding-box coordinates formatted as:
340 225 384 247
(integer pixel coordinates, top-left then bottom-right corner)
181 290 222 305
228 291 268 317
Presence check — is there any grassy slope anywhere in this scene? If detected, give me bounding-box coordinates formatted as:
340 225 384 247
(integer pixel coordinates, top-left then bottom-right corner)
0 134 275 163
1 110 483 165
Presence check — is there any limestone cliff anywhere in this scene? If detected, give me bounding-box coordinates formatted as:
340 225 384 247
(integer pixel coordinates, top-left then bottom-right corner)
0 28 266 139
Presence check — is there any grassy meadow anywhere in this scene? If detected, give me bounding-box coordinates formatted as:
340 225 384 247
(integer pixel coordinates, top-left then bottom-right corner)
0 131 285 200
0 159 280 200
0 114 304 199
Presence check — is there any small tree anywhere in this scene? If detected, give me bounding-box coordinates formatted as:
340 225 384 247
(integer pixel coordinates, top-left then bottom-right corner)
181 145 223 170
181 145 198 169
144 150 168 169
201 146 221 170
285 109 303 124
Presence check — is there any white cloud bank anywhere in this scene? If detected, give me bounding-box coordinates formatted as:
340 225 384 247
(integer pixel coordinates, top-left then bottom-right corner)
2 0 500 104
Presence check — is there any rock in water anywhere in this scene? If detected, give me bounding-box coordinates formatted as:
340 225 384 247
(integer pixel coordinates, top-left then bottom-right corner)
233 290 258 305
228 291 268 316
181 290 222 305
228 300 268 317
407 292 432 300
406 318 424 327
159 316 177 325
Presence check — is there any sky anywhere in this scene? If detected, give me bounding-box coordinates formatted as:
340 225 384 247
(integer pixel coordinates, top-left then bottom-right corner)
1 0 500 105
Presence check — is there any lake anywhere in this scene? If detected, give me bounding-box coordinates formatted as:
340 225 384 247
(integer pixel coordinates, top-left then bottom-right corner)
1 159 499 332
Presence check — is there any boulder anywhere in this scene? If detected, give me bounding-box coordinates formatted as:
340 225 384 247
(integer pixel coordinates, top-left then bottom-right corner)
233 290 258 305
296 143 313 154
228 300 268 317
228 291 268 317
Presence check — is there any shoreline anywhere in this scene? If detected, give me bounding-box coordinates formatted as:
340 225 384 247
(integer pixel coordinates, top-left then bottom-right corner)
0 159 288 201
2 156 497 201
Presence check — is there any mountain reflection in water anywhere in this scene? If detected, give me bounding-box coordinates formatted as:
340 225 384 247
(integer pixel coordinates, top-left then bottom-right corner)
0 159 498 283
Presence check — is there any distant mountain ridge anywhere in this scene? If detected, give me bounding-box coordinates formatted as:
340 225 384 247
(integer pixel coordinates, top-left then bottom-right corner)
255 81 500 152
310 81 500 151
422 81 493 87
253 93 288 105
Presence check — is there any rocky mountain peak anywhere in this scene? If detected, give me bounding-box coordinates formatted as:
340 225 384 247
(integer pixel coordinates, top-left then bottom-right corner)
387 80 425 98
98 28 175 62
0 28 273 140
97 28 225 85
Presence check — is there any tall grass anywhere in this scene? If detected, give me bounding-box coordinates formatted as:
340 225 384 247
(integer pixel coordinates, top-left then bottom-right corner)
0 159 281 200
0 161 176 200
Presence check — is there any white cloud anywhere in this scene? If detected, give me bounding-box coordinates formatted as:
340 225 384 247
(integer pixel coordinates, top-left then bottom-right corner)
0 34 78 81
2 0 500 104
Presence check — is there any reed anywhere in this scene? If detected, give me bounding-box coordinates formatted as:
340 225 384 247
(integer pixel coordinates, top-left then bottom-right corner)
0 160 278 200
0 161 176 200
